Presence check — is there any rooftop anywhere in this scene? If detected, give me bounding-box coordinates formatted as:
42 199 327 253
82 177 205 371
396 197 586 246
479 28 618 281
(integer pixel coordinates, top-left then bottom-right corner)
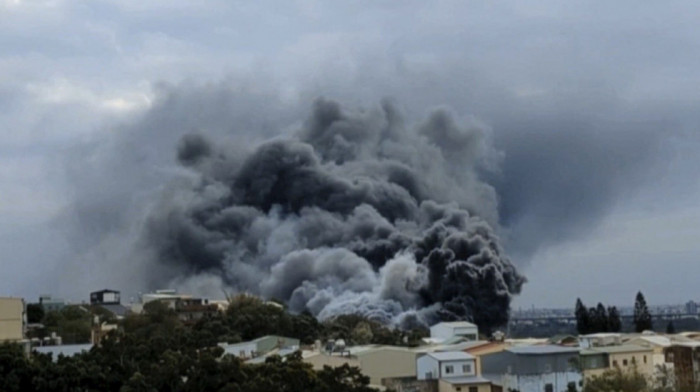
432 321 477 328
628 336 672 347
425 351 475 361
440 376 492 385
507 345 579 355
582 345 652 355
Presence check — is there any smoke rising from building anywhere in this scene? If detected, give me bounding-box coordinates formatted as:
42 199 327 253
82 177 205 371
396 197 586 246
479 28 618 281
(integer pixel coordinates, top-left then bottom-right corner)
144 98 525 330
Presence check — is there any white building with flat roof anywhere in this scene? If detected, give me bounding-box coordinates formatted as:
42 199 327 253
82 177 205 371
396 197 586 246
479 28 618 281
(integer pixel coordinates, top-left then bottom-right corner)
417 351 477 380
430 321 479 341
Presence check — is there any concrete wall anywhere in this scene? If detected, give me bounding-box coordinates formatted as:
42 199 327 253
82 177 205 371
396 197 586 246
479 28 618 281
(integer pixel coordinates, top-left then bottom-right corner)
438 380 491 392
383 377 438 392
256 336 300 353
0 297 24 342
222 342 257 358
440 360 476 378
431 324 478 340
304 353 360 371
503 372 581 392
358 348 418 385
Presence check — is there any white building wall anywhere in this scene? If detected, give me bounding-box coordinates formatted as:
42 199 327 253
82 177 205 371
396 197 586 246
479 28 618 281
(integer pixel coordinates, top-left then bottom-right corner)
417 356 440 380
440 360 476 378
222 342 258 359
430 323 479 340
418 356 477 380
503 372 582 392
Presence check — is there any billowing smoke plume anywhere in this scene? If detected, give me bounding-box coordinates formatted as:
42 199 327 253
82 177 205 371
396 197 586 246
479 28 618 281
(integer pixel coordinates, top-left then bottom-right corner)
145 98 524 331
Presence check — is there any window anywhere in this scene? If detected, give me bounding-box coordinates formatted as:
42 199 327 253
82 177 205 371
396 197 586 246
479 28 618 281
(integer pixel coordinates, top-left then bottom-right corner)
544 383 553 392
445 365 454 374
455 388 461 392
462 363 472 373
631 357 636 365
613 360 618 367
469 387 478 392
623 359 628 366
644 355 647 364
568 382 576 391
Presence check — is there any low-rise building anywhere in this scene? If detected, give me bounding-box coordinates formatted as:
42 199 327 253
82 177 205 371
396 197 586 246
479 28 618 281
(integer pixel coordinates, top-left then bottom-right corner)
481 345 582 392
306 345 419 386
578 333 622 348
580 344 655 381
665 342 700 391
430 322 479 341
417 351 477 380
39 295 66 313
90 289 129 320
417 351 495 392
220 335 299 359
90 289 120 305
438 376 495 392
0 297 25 342
627 335 675 384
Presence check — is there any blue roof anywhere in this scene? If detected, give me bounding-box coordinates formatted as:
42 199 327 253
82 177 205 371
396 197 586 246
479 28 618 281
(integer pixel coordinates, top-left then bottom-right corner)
507 345 579 355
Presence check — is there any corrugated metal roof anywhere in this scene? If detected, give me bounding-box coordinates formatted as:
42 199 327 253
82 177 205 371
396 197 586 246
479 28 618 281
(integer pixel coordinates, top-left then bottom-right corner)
583 344 652 354
426 351 475 361
507 345 579 355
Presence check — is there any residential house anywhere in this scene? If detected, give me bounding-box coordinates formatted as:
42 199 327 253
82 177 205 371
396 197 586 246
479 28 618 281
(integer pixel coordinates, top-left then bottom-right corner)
580 344 655 381
627 336 675 385
0 297 25 342
417 351 494 392
418 351 477 380
220 335 299 359
481 345 582 392
431 322 479 341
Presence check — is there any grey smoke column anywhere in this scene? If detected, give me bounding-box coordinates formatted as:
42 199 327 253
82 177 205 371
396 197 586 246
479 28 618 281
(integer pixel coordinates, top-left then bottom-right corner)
147 98 524 331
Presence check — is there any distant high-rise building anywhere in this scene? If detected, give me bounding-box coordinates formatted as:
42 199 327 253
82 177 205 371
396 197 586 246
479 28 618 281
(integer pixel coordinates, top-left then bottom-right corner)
686 300 697 315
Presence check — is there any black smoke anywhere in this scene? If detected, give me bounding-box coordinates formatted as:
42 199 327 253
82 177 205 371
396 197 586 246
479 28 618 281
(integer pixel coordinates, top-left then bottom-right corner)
145 98 525 331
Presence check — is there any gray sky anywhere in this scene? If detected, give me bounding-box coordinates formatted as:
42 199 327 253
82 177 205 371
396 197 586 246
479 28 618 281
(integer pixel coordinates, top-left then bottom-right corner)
2 0 700 308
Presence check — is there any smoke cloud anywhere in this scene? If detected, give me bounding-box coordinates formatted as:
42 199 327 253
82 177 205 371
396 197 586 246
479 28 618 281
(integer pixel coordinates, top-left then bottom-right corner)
143 98 524 330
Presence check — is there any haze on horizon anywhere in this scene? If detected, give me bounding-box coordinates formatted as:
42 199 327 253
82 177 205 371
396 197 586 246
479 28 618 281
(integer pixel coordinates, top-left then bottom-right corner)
2 0 700 311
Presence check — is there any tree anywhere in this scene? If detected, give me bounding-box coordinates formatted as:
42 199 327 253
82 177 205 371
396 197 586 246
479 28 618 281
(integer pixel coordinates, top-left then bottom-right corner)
592 303 609 333
26 303 44 324
583 367 648 392
575 298 590 334
607 306 622 333
634 291 653 333
666 321 676 334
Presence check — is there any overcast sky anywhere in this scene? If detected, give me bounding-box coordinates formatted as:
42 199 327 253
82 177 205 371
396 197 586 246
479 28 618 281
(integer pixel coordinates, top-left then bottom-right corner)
3 0 700 308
